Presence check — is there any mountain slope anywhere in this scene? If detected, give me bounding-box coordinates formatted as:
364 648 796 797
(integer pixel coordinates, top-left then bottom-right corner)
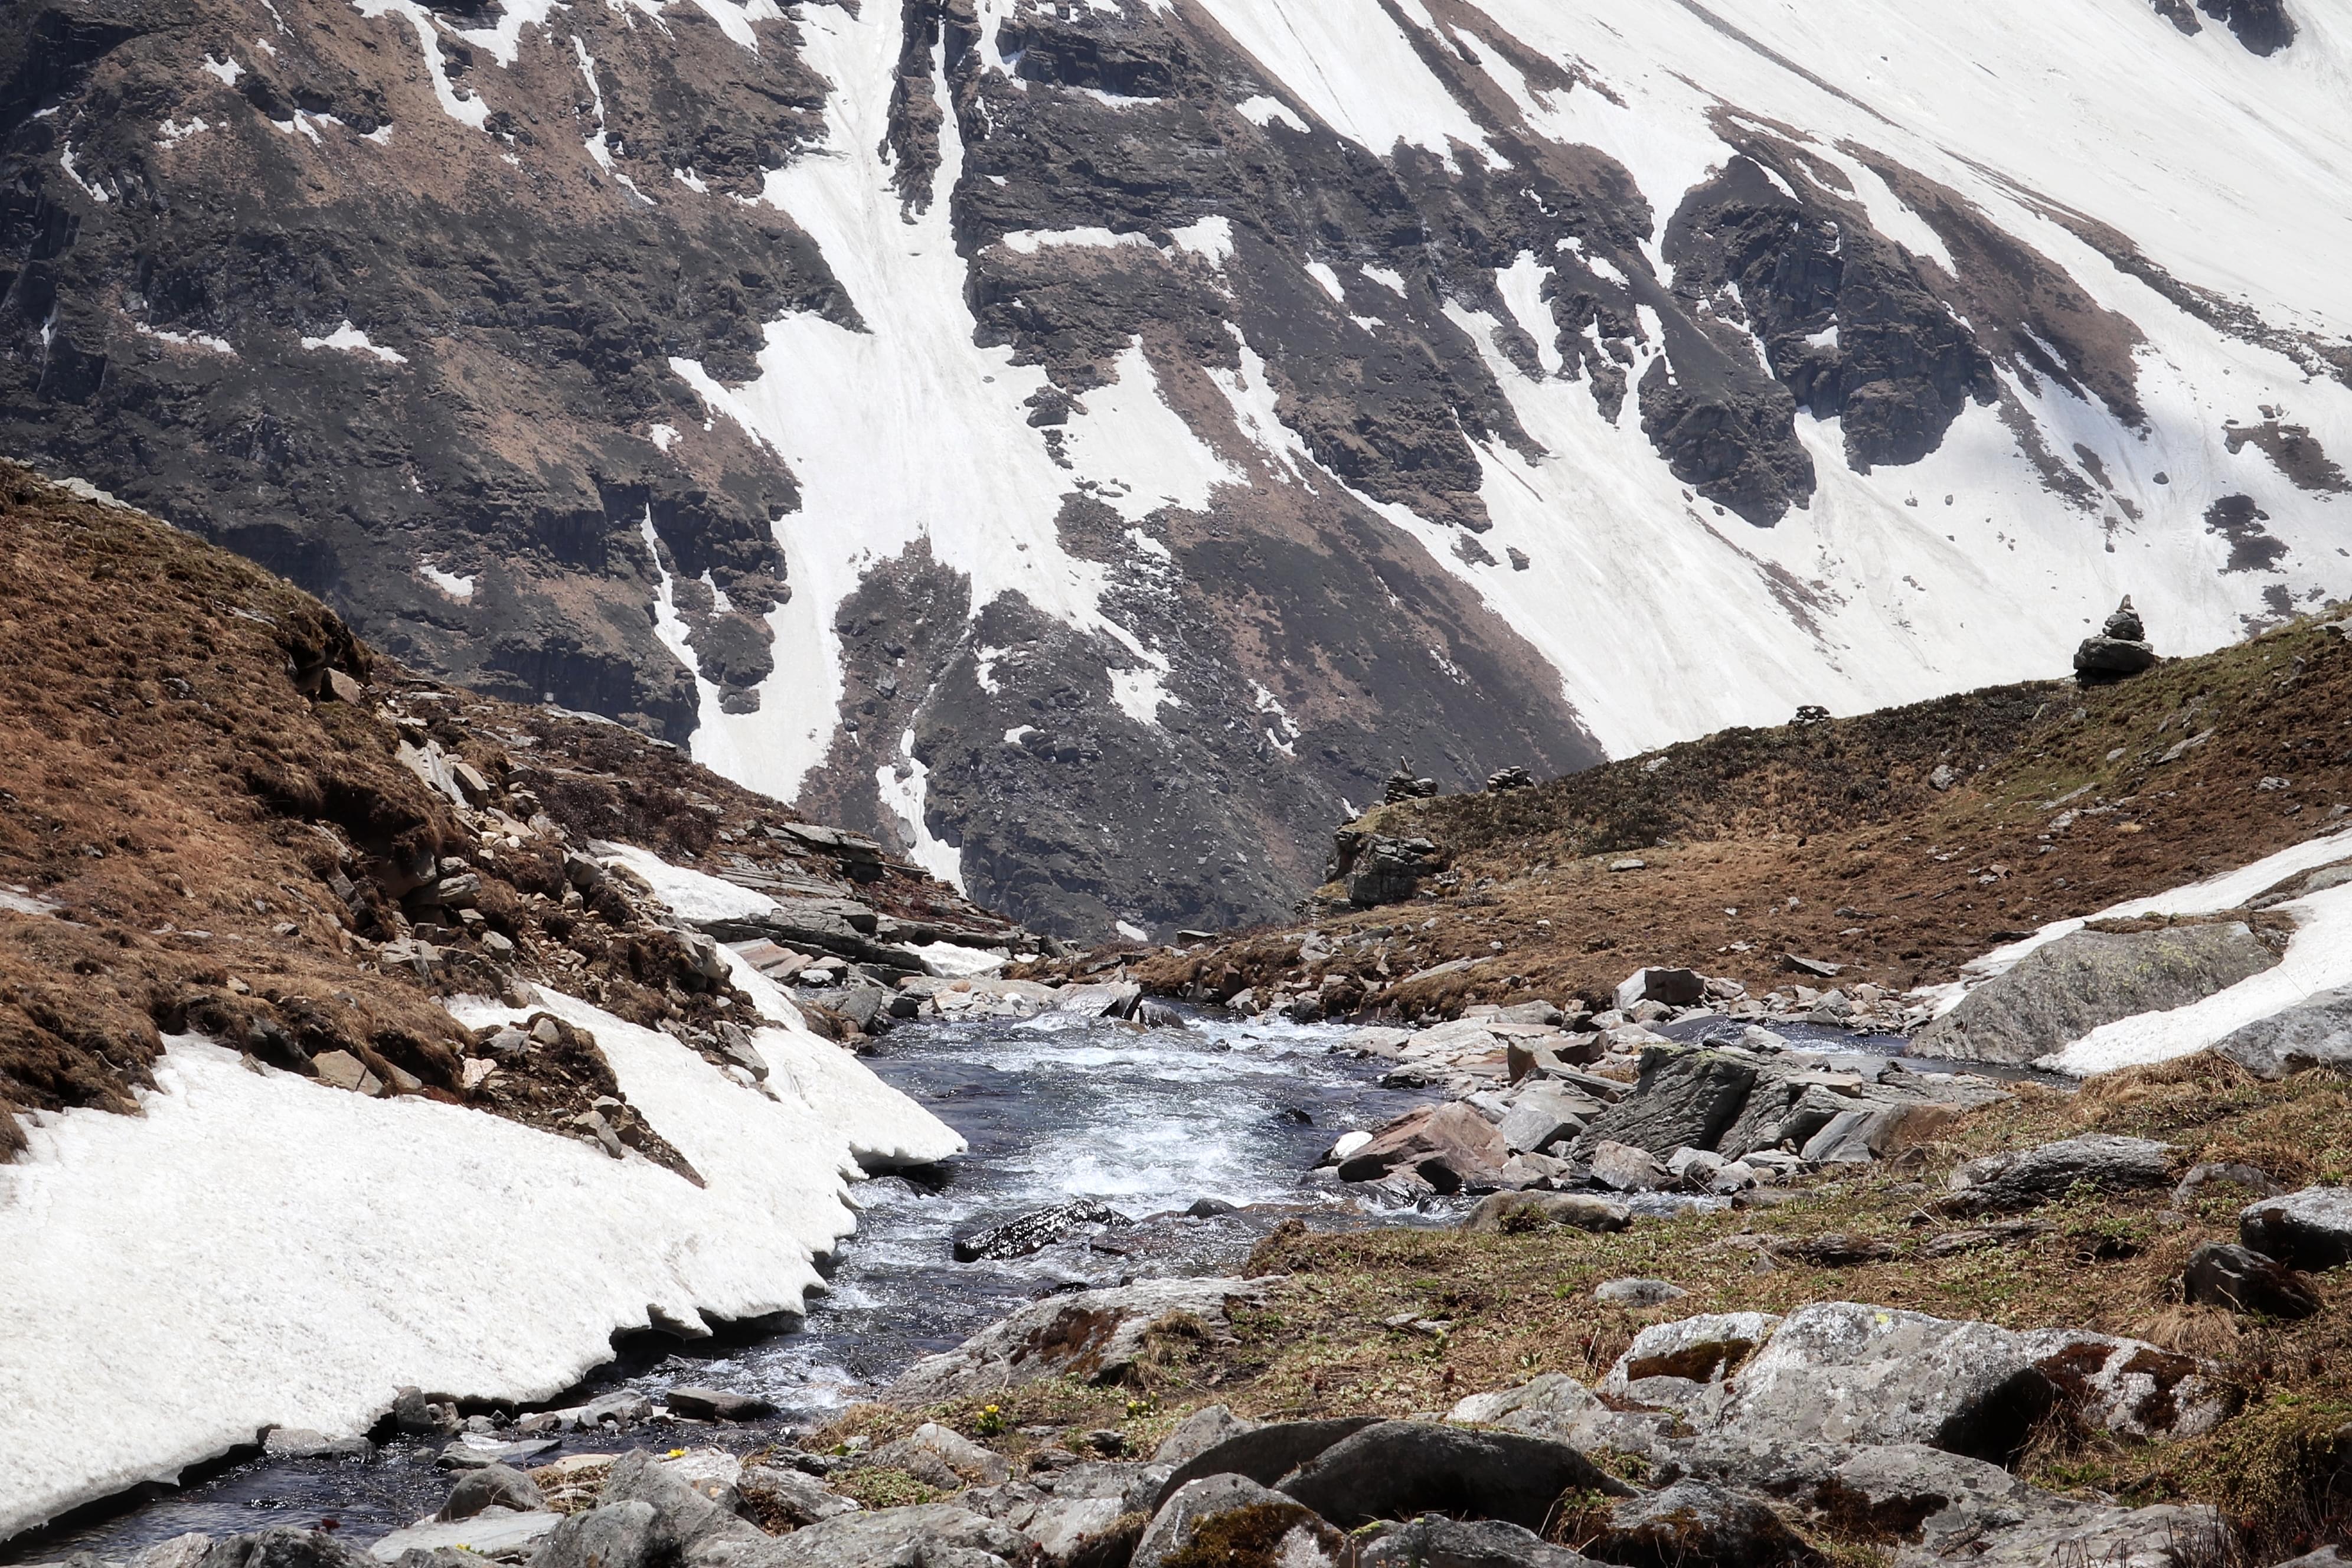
7 0 2350 937
1123 607 2352 1020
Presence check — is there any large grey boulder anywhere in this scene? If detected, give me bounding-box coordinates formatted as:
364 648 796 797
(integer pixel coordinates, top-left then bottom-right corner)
1945 1135 2175 1213
524 1503 655 1568
1153 1419 1378 1508
1569 1050 1759 1159
887 1278 1268 1404
1616 967 1705 1011
1717 1302 2235 1459
1446 1373 1606 1435
721 1504 1032 1568
439 1465 545 1521
1915 923 2278 1065
959 1482 1132 1567
2240 1186 2352 1270
598 1451 766 1563
1152 1404 1257 1467
1132 1475 1342 1568
1945 1503 2223 1567
1497 1082 1602 1154
1357 1516 1600 1567
1273 1421 1632 1531
2215 985 2352 1077
1600 1314 1782 1423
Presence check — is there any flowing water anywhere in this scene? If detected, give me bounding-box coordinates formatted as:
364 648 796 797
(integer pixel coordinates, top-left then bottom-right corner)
17 1009 1432 1560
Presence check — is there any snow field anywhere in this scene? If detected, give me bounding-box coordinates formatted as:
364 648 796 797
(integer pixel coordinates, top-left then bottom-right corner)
0 850 961 1540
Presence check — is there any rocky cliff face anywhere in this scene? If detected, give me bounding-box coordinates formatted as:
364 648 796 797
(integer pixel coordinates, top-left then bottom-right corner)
5 0 2349 936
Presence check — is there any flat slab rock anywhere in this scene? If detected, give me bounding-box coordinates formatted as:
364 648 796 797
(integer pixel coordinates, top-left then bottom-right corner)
885 1278 1268 1404
1945 1135 2175 1213
368 1509 560 1562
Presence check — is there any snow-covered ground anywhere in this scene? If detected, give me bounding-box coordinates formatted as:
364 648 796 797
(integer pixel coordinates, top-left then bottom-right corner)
1921 826 2352 1077
0 853 960 1542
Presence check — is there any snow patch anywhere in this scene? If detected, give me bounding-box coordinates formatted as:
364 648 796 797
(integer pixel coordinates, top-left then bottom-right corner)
155 116 210 149
1115 919 1149 942
910 941 1007 978
201 52 243 86
1109 665 1175 727
133 322 234 356
649 422 680 452
1235 94 1307 132
300 321 408 364
58 144 108 204
874 729 966 893
599 841 781 923
1303 262 1346 303
0 979 958 1542
416 558 476 600
350 0 490 130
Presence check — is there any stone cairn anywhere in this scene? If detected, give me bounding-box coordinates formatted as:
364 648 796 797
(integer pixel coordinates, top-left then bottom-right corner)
2074 595 2159 682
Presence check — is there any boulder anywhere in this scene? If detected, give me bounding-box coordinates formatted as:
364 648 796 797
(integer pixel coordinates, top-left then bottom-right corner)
1944 1135 2175 1213
952 1200 1132 1262
866 1422 1014 1488
1790 1442 2054 1557
1133 1475 1342 1568
1056 982 1142 1018
521 1504 654 1568
1615 968 1706 1011
439 1465 545 1521
436 1438 558 1471
1334 1103 1510 1191
1497 1083 1601 1154
1458 1191 1634 1235
2240 1187 2352 1271
1273 1421 1632 1531
1587 1140 1674 1192
1152 1405 1257 1467
1357 1516 1600 1567
1915 923 2278 1065
2182 1243 2321 1318
737 1464 861 1530
724 1503 1033 1567
2173 1161 2282 1207
887 1278 1268 1405
1153 1419 1380 1507
599 1450 767 1562
1592 1480 1813 1568
662 1386 772 1422
1345 835 1442 907
959 1482 1134 1567
1600 1314 1781 1421
1570 1050 1760 1160
1719 1302 2235 1459
1445 1374 1606 1438
2215 985 2352 1078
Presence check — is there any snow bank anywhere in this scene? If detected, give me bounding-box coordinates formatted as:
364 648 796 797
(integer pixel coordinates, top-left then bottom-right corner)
1921 828 2352 1077
596 840 779 923
0 868 961 1539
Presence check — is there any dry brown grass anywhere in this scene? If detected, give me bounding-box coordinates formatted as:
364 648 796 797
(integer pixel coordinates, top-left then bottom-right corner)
1112 611 2352 1020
